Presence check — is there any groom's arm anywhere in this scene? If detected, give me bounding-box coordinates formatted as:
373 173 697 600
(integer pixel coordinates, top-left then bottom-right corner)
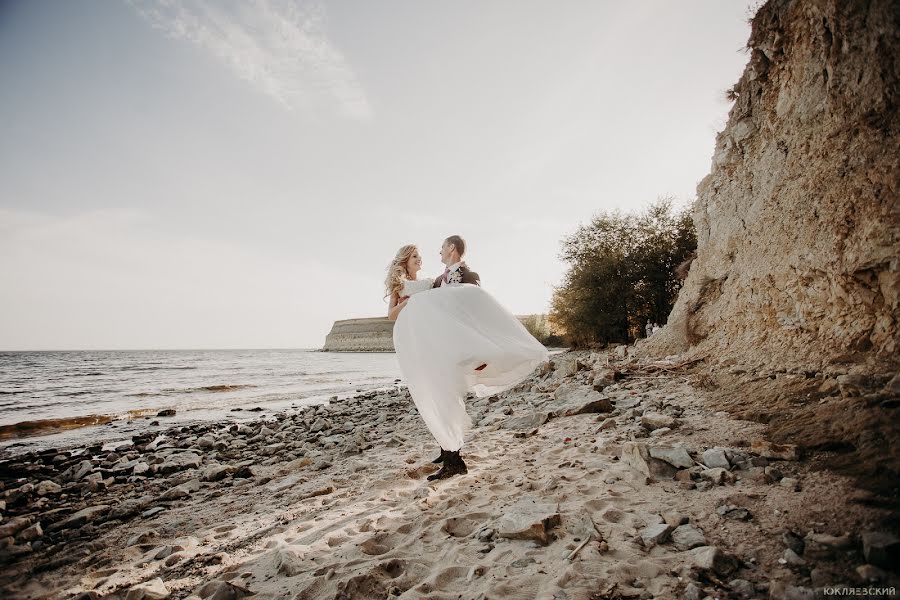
461 269 480 286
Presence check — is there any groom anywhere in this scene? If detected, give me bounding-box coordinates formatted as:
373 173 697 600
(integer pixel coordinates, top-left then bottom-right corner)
432 234 480 288
426 234 482 481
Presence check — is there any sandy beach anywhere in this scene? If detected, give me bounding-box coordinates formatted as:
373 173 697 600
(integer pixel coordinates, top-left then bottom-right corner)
1 347 897 600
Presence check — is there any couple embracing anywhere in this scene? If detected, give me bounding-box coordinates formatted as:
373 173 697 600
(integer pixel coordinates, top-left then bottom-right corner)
384 235 549 481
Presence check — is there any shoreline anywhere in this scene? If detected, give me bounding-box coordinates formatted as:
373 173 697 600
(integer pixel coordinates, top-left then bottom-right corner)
1 348 896 599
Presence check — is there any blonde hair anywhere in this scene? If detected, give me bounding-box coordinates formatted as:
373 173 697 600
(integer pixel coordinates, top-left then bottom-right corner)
384 244 417 300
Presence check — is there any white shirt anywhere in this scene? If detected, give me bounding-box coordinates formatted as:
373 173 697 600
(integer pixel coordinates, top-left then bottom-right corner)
439 261 463 287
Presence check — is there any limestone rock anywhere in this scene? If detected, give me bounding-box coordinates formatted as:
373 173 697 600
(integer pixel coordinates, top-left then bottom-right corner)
640 412 678 431
671 524 707 550
649 445 694 469
549 382 613 417
497 497 561 545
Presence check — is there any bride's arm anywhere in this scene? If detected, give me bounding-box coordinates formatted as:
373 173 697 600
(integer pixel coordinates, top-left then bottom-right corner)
387 292 409 321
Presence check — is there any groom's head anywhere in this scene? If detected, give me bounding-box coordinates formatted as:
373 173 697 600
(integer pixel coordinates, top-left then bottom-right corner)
440 235 466 266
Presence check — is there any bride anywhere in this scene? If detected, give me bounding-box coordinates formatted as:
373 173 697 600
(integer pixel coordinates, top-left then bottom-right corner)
384 242 549 481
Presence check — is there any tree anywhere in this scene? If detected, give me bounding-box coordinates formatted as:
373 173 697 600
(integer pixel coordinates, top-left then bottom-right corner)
550 198 696 347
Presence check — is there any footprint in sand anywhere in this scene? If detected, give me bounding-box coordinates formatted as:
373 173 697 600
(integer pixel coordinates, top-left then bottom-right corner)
359 532 394 556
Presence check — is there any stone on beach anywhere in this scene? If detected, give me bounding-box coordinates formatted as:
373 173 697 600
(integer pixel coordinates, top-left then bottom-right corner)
160 479 201 501
648 445 694 469
621 442 678 478
691 545 739 577
671 524 707 550
549 382 613 417
497 497 561 545
125 578 170 600
640 412 678 431
48 505 110 532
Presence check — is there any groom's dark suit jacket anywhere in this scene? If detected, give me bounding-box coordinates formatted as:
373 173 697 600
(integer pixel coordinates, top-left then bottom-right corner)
432 264 481 288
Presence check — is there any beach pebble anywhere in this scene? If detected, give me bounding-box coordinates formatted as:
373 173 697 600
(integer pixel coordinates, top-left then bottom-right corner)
125 578 170 600
671 524 707 550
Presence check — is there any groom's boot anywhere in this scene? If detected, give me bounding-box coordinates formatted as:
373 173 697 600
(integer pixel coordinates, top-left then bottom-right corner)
426 450 467 481
431 448 445 464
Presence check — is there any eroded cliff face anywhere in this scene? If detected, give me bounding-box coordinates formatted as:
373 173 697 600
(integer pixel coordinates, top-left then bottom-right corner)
640 0 899 493
647 0 898 371
322 318 395 352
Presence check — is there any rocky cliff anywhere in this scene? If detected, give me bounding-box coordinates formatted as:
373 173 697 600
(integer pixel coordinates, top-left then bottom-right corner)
322 318 395 352
640 0 899 494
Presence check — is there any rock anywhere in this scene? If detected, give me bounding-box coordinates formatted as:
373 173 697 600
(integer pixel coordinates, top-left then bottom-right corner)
274 547 304 576
592 368 618 391
201 464 233 482
233 466 255 479
648 445 694 469
125 578 170 600
500 413 550 431
35 480 62 496
160 478 200 500
156 409 176 417
780 477 800 491
142 507 166 518
133 462 150 475
549 383 613 416
640 412 678 431
310 418 327 433
63 459 94 482
110 496 153 520
196 436 215 449
768 582 816 600
662 512 688 527
691 545 738 577
683 583 702 600
861 531 900 569
803 531 853 559
497 497 562 545
48 505 110 531
197 579 249 600
671 524 707 550
638 523 672 548
554 356 581 377
17 523 43 542
701 448 730 469
699 468 735 485
621 442 678 479
127 531 159 546
648 426 671 437
782 530 805 555
0 517 32 538
728 579 755 599
783 548 805 565
750 439 798 461
716 505 752 520
856 563 890 583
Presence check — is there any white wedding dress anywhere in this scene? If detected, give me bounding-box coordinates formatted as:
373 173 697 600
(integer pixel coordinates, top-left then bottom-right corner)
393 278 549 451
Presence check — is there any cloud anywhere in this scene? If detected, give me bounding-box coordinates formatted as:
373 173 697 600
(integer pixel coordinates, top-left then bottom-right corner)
128 0 372 120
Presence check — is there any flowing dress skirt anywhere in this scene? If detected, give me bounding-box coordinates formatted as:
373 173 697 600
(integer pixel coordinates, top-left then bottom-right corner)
392 283 550 451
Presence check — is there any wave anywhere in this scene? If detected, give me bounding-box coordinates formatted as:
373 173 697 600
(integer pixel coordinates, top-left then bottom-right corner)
0 414 113 440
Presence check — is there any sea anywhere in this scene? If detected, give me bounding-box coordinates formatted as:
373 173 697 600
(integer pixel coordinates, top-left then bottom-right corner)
0 349 404 454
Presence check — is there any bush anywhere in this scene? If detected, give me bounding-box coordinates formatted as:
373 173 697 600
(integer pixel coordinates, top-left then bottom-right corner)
550 198 696 347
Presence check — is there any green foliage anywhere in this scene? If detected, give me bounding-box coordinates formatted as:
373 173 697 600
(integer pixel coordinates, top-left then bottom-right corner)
550 198 697 347
519 314 564 347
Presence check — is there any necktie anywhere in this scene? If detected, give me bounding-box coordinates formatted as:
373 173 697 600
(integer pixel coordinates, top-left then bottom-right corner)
442 267 450 283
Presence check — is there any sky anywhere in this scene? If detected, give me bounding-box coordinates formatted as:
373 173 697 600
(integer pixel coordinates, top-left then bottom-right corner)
0 0 755 350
